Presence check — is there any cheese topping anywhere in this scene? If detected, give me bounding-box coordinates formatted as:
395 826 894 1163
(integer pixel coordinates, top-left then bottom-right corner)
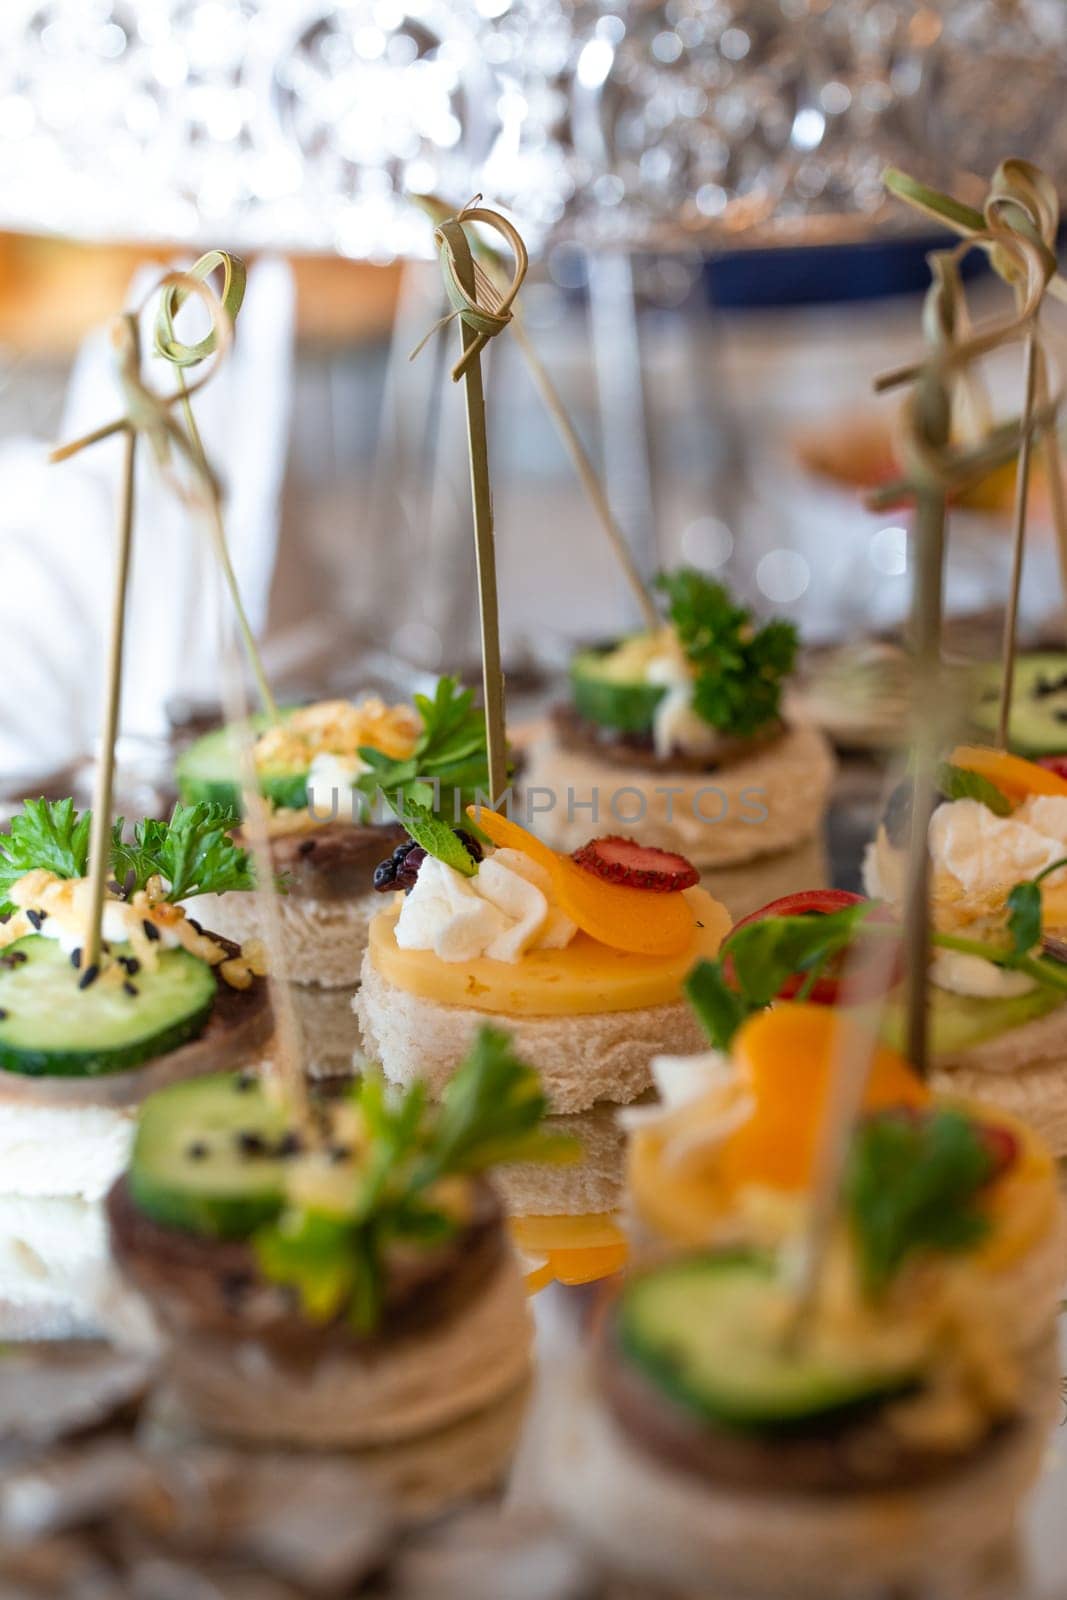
254 696 421 778
305 751 367 814
394 847 577 964
0 872 265 989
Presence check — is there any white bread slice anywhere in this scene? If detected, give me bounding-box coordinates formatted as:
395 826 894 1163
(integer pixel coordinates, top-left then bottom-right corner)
520 715 834 868
157 1251 532 1450
544 1337 1059 1599
185 888 382 988
355 956 707 1114
0 1101 134 1200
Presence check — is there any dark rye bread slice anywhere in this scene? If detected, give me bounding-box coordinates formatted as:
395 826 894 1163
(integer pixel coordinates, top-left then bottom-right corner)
551 702 785 775
596 1323 1008 1496
0 936 271 1110
259 820 407 901
106 1175 506 1361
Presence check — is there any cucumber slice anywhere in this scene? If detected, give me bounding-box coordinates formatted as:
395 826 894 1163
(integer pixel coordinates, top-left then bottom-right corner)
176 718 308 813
0 936 217 1078
970 654 1067 757
129 1072 292 1238
571 646 666 734
616 1252 918 1432
875 980 1065 1058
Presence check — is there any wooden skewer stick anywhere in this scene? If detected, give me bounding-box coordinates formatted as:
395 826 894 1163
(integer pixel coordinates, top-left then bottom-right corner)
996 329 1040 749
430 205 529 803
82 319 140 974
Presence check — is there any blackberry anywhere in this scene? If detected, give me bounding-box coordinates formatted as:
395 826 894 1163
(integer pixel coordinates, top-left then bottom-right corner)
453 828 484 864
393 845 427 891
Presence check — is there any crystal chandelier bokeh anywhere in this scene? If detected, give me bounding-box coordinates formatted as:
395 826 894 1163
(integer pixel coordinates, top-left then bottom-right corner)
2 0 1067 258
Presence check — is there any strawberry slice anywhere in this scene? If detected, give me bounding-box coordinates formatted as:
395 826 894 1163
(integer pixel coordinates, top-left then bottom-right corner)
571 836 699 893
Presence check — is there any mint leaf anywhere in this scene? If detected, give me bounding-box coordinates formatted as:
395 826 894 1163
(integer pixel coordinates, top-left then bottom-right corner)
391 803 478 877
0 798 92 916
657 568 798 738
935 762 1011 816
846 1109 994 1296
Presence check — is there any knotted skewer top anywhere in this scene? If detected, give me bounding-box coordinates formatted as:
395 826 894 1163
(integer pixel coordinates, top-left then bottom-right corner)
411 198 529 381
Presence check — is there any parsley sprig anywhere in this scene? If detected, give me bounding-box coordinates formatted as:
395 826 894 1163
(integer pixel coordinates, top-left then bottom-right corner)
355 675 493 822
0 798 252 915
846 1109 995 1295
254 1027 577 1332
111 802 254 900
657 568 798 738
0 798 91 915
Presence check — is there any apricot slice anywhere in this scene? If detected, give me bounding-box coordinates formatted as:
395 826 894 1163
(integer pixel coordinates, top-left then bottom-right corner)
469 806 700 956
949 745 1067 802
718 1004 928 1194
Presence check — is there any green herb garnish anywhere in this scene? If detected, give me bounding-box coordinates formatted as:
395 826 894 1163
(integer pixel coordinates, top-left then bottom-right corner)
0 798 92 916
355 675 494 821
0 798 252 916
657 568 798 738
391 804 479 877
1006 854 1067 960
111 801 254 900
254 1027 577 1332
935 761 1012 816
845 1108 995 1295
685 902 881 1049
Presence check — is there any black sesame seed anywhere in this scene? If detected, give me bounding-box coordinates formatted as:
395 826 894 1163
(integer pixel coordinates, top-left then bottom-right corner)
276 1131 302 1158
235 1073 256 1093
328 1143 352 1165
221 1271 252 1307
0 950 28 969
123 980 139 998
0 1009 8 1021
70 947 82 969
26 910 43 931
142 920 160 942
298 838 316 856
186 1141 209 1161
78 964 99 990
119 956 140 976
237 1131 267 1156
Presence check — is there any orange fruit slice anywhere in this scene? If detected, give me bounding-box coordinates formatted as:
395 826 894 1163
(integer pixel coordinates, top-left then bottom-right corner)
469 806 700 957
949 745 1067 802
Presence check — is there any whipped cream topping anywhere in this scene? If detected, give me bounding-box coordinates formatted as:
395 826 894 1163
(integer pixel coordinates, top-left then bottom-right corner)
306 751 367 814
929 797 1067 897
646 651 720 762
394 847 577 964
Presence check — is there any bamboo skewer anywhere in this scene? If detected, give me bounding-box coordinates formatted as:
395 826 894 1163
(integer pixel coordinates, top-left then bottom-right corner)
996 328 1039 748
82 328 139 974
417 202 531 804
51 262 308 1120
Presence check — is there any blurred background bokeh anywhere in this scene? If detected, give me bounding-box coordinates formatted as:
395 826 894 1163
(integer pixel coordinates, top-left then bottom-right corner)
2 0 1067 793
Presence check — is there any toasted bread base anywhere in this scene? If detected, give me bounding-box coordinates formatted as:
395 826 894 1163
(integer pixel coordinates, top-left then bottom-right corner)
356 957 707 1114
520 716 834 868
